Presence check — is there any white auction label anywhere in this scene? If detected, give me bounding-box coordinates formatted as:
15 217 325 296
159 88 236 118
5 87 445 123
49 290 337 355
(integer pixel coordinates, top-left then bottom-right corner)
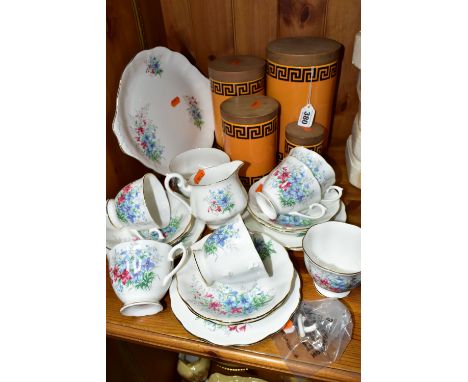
297 104 315 127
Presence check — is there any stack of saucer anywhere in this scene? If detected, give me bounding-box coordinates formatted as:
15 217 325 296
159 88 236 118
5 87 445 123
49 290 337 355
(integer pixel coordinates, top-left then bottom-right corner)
245 147 347 250
170 215 301 346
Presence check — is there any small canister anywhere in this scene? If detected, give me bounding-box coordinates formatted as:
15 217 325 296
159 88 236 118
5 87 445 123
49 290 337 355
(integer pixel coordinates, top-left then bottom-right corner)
208 56 265 148
285 121 325 155
221 95 279 188
266 37 343 160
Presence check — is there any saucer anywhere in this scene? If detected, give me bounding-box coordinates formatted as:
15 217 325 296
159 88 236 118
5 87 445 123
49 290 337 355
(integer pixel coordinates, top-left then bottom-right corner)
248 177 341 233
138 192 192 244
244 202 347 251
176 233 294 324
169 271 301 346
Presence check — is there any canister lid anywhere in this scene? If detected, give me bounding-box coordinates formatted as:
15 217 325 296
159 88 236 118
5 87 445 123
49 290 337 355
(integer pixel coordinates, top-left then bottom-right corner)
221 95 279 125
286 121 325 146
208 55 266 82
267 37 342 67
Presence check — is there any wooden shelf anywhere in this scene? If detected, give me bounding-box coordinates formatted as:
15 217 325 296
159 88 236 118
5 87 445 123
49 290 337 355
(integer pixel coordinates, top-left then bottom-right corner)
106 143 361 381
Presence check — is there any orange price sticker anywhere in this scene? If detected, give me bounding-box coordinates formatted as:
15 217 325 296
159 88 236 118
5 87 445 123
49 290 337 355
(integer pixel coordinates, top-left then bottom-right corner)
171 96 180 107
255 184 263 192
194 169 205 184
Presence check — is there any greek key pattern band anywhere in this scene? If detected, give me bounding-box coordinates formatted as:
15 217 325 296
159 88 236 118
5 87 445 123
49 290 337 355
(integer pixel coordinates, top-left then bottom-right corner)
222 118 278 140
210 77 265 96
266 60 338 83
276 152 284 163
285 139 324 155
240 173 270 188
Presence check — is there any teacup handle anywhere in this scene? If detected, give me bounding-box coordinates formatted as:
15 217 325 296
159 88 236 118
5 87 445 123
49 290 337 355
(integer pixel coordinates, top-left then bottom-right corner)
290 203 327 220
162 243 189 287
323 186 343 202
164 173 192 212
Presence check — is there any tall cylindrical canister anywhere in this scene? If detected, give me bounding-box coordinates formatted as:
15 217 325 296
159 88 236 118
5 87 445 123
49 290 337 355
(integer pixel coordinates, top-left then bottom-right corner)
266 37 342 160
208 56 265 148
221 95 279 188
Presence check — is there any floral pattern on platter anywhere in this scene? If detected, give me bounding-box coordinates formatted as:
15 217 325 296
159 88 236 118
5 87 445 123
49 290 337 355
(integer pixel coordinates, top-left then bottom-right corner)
205 186 235 215
252 235 276 261
270 165 313 208
304 258 361 293
203 223 239 256
115 183 146 224
146 55 163 77
291 150 328 185
274 213 313 228
109 244 161 293
190 277 273 318
196 317 248 334
130 104 165 163
184 96 204 129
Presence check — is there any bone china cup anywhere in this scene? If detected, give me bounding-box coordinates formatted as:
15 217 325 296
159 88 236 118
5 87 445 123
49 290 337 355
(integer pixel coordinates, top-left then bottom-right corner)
303 221 361 298
192 214 268 286
255 156 324 220
114 173 170 230
107 240 188 316
169 148 230 180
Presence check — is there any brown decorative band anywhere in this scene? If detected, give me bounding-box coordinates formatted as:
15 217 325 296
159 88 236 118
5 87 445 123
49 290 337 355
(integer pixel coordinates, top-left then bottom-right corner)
285 139 324 155
210 77 265 96
239 173 270 188
266 60 338 83
222 117 277 140
213 141 223 150
276 152 284 163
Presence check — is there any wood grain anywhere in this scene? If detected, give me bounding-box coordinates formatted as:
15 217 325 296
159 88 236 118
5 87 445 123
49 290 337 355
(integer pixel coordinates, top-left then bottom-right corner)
279 0 328 37
160 0 196 63
189 0 235 75
233 0 278 57
106 143 361 381
324 0 361 146
135 0 167 49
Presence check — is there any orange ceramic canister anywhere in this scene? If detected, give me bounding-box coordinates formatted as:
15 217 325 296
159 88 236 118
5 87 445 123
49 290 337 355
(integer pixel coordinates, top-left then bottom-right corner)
208 56 265 148
266 37 343 160
221 95 279 189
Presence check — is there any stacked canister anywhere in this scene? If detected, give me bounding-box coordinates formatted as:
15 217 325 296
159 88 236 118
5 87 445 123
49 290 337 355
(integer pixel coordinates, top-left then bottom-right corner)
266 37 343 161
208 56 266 149
345 31 361 189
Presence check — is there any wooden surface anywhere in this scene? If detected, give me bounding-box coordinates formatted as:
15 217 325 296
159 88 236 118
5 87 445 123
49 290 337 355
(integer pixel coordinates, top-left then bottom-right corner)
106 143 361 381
106 0 360 197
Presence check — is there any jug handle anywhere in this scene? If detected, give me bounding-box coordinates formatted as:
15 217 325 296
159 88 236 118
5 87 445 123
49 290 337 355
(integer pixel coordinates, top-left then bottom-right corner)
164 173 192 211
162 243 188 287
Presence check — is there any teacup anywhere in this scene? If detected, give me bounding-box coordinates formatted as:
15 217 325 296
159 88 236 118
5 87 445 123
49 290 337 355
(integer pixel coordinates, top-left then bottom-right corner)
303 222 361 298
114 173 170 230
106 198 123 230
169 148 230 180
289 146 336 197
254 156 325 220
192 214 268 286
107 240 188 316
106 203 142 249
165 160 248 228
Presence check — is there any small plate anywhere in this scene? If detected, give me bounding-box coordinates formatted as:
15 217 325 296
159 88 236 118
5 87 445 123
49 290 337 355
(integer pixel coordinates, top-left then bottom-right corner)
248 177 340 232
170 271 301 346
244 202 347 251
176 233 294 324
113 46 215 175
138 192 192 244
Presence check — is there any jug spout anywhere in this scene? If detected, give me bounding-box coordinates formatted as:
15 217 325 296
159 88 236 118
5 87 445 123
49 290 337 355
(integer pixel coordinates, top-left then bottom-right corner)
191 160 244 186
227 160 244 175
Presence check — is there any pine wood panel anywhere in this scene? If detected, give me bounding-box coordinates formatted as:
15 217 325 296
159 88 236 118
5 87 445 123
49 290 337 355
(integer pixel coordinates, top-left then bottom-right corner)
279 0 328 37
160 0 196 63
189 0 235 75
233 0 279 57
324 0 361 145
106 143 361 381
136 0 167 49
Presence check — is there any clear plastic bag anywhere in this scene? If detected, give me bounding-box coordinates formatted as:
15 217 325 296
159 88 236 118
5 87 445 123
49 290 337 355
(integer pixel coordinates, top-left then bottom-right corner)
273 299 353 373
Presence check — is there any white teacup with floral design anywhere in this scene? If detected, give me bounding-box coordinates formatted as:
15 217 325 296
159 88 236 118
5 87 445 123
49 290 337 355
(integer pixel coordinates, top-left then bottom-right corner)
303 221 361 298
107 240 188 316
164 160 247 228
254 156 326 220
192 215 268 286
114 173 170 231
289 146 337 197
